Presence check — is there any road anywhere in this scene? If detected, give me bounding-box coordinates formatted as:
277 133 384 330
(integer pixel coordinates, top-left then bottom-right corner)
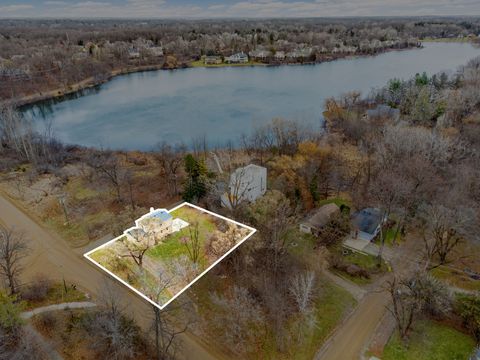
0 191 224 360
317 239 422 360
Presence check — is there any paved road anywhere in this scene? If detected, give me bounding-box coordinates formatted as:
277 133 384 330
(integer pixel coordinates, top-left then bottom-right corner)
0 192 223 360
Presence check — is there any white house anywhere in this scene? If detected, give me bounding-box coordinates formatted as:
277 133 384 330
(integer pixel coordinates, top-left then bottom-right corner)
225 52 249 64
221 164 267 208
125 208 173 246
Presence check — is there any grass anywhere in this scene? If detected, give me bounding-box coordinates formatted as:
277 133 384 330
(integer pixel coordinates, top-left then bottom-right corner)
333 250 388 285
431 265 480 292
147 206 217 262
383 320 476 360
262 280 357 360
190 59 266 68
24 282 87 310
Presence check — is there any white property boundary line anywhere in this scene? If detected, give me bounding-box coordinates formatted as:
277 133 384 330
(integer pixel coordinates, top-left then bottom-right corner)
84 202 257 310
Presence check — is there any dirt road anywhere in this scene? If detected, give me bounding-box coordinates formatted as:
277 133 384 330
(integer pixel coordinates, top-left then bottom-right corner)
0 192 223 360
317 240 423 360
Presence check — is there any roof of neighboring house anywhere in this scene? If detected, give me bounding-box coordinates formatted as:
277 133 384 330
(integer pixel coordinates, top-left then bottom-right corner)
301 203 340 229
351 208 382 235
234 164 266 176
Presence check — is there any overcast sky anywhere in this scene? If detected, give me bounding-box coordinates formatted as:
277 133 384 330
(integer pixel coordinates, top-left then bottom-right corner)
1 0 480 18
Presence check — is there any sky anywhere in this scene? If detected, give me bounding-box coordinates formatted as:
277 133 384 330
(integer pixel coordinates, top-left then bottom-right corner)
0 0 480 18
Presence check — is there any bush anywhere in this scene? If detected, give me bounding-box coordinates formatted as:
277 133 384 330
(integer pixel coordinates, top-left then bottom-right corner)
21 276 53 303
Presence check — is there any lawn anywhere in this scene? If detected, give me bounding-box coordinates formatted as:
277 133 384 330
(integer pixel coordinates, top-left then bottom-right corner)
383 320 476 360
190 59 266 67
333 250 387 285
431 265 480 292
146 206 217 262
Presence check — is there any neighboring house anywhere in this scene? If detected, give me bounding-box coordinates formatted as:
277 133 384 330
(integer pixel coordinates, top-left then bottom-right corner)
299 203 340 236
274 51 285 61
366 104 400 121
249 49 272 61
205 55 222 65
149 46 164 57
225 52 249 63
351 208 383 242
125 208 174 246
221 164 267 208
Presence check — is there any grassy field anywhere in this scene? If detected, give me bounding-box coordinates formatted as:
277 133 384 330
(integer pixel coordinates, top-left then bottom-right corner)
431 265 480 292
383 320 475 360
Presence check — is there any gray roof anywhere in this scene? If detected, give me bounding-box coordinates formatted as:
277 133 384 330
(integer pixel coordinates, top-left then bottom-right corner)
351 208 382 235
302 203 340 229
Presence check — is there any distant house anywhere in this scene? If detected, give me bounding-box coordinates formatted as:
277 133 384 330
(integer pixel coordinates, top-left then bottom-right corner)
204 55 222 65
366 104 400 121
299 203 340 236
225 52 248 64
274 51 285 61
221 164 267 208
249 49 272 61
128 48 140 59
351 208 383 242
149 46 164 57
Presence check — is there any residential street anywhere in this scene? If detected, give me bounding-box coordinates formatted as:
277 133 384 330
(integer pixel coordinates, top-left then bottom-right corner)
0 191 224 360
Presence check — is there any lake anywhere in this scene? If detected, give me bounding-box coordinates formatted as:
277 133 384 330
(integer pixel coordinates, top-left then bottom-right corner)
24 42 480 151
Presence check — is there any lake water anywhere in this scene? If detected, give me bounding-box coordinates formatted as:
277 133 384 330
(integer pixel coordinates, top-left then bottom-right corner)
25 42 480 150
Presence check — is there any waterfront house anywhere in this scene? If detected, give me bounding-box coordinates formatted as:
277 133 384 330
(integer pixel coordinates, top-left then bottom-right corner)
205 55 222 65
274 51 285 61
124 208 173 246
221 164 267 208
225 52 248 64
299 203 340 236
249 49 272 61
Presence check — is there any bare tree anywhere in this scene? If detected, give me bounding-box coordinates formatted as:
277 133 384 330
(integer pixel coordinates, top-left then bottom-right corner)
419 202 477 267
386 271 451 340
86 283 139 360
120 233 152 268
180 221 201 264
154 142 186 196
0 227 27 295
289 271 316 314
87 150 124 202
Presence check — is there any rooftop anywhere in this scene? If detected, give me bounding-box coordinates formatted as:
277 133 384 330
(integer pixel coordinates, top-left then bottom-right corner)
302 203 340 229
351 208 382 235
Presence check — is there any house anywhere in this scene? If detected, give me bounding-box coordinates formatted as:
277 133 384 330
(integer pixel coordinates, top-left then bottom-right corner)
225 52 248 64
221 164 267 208
124 208 173 246
299 203 340 236
205 55 222 65
274 51 285 61
149 46 164 57
366 104 400 122
249 49 272 61
351 208 383 242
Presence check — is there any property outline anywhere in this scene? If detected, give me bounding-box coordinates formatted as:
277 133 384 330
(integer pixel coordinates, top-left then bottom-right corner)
83 202 257 310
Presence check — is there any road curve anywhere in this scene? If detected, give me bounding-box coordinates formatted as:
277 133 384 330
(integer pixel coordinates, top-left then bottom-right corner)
0 191 223 360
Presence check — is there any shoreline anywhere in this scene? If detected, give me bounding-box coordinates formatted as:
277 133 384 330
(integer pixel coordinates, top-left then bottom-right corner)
4 45 422 109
